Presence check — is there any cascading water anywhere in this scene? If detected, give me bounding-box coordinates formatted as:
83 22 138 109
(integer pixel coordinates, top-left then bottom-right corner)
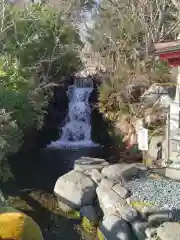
47 77 98 148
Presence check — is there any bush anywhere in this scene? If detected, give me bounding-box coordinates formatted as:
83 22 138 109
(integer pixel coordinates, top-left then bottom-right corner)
0 3 83 181
98 60 172 149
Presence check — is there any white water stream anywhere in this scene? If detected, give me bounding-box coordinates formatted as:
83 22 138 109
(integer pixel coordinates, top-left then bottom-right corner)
47 78 98 148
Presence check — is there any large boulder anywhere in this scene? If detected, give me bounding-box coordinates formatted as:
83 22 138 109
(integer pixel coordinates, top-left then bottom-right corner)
74 157 109 172
54 170 96 211
147 135 165 162
98 215 133 240
84 169 104 184
131 220 149 240
157 222 180 240
101 164 139 181
96 184 126 215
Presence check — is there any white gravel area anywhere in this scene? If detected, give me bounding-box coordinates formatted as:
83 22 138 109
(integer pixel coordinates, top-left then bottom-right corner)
127 177 180 220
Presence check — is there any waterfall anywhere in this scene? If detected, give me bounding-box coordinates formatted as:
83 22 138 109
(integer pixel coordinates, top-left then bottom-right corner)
47 77 98 148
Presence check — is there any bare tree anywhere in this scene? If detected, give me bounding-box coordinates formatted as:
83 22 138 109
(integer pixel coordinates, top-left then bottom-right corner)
88 0 180 71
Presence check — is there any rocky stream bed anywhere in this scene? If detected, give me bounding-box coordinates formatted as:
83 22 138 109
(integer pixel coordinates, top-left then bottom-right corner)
3 148 180 240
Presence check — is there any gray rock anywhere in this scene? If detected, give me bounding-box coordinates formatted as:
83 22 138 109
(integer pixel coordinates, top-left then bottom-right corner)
137 206 159 219
141 206 159 216
54 170 96 210
56 197 73 213
101 164 139 181
85 169 103 184
74 157 109 172
99 215 133 240
118 206 138 222
135 205 159 219
120 164 140 180
131 163 147 171
96 185 126 215
165 168 180 181
80 205 99 224
148 213 173 226
145 227 157 238
131 220 149 240
148 135 165 161
100 178 117 189
112 183 130 199
157 222 180 240
141 85 168 105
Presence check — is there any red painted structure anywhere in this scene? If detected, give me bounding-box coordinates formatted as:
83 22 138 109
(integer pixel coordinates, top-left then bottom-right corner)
153 40 180 66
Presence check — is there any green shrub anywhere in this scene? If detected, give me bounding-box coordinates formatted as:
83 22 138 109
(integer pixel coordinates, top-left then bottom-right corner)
0 3 83 181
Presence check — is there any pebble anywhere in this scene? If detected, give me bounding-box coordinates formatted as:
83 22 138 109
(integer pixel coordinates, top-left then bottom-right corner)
127 177 180 220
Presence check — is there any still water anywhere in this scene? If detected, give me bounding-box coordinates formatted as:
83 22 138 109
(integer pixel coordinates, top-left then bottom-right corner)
3 147 109 240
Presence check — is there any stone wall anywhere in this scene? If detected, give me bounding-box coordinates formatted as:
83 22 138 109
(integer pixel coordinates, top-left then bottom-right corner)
54 157 180 240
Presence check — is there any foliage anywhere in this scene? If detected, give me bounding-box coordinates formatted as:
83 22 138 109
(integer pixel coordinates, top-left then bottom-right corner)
0 3 83 181
0 3 83 79
98 61 172 122
87 0 179 149
88 0 179 71
45 0 96 23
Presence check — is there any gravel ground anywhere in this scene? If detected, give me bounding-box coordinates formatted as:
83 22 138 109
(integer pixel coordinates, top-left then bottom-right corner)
127 176 180 220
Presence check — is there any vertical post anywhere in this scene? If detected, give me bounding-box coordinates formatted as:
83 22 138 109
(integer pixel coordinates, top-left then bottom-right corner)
165 106 170 164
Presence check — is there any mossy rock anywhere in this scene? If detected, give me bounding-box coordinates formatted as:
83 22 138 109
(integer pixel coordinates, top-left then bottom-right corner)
61 209 80 220
81 216 97 233
96 228 107 240
0 211 43 240
0 205 19 213
130 201 154 213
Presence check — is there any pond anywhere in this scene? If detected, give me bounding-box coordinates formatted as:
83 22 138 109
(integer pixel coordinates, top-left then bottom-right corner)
2 147 109 240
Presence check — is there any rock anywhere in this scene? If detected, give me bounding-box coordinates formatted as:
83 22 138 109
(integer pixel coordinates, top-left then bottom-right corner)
99 215 132 240
148 213 172 226
80 205 99 225
130 203 159 219
56 197 74 213
101 164 139 181
141 206 159 216
165 168 180 181
112 183 130 199
131 163 147 171
141 85 168 105
118 206 138 222
84 169 103 184
131 220 149 240
145 227 157 238
96 185 126 215
74 157 109 172
99 178 117 189
157 222 180 240
54 170 96 210
148 135 165 161
101 164 127 180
